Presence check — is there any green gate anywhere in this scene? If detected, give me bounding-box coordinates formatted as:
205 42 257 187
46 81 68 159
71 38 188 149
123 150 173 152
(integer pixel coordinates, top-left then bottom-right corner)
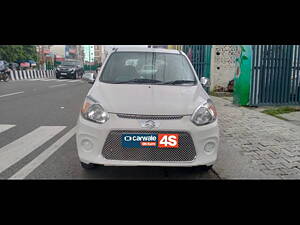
182 45 212 79
250 45 300 106
84 64 100 71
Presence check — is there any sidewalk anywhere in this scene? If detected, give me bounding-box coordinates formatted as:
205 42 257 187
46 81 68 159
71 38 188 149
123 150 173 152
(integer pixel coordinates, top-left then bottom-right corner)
211 96 300 179
280 111 300 127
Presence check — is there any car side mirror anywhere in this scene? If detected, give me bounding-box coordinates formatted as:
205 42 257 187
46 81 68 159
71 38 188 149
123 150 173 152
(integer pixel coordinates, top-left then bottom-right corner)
200 77 210 88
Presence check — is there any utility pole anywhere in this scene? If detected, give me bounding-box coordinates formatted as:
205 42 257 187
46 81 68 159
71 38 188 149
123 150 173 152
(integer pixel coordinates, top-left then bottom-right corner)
89 45 91 72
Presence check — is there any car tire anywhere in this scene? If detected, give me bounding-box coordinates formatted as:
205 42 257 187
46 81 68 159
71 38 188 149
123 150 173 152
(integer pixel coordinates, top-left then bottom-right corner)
202 165 213 171
73 72 77 80
80 162 97 169
56 76 60 79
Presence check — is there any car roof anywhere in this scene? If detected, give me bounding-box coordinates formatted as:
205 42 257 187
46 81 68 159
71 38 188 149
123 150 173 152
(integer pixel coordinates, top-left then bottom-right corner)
115 47 180 54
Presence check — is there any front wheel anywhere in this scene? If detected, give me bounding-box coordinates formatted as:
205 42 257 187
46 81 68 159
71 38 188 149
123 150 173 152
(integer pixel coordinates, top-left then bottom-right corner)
72 72 77 80
202 165 213 171
0 73 9 82
80 162 97 170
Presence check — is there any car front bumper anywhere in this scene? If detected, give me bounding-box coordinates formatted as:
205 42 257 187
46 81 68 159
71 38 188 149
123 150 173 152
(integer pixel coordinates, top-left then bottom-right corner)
56 70 75 77
76 114 219 167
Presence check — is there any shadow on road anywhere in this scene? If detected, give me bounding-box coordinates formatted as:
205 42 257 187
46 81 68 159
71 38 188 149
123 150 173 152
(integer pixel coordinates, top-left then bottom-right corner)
79 165 219 180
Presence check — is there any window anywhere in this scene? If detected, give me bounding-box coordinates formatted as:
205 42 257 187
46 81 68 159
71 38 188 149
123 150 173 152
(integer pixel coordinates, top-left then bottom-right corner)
100 52 196 85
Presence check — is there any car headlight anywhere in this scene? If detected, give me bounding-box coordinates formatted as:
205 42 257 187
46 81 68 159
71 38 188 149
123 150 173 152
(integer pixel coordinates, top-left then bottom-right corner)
191 99 217 126
81 96 109 124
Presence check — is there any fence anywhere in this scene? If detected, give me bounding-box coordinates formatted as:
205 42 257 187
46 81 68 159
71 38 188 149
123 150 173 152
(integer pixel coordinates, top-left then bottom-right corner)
84 64 100 71
182 45 212 79
8 69 55 81
250 45 300 106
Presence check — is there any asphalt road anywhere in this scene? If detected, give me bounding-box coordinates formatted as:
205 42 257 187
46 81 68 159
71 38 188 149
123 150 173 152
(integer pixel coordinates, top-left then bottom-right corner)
0 78 219 179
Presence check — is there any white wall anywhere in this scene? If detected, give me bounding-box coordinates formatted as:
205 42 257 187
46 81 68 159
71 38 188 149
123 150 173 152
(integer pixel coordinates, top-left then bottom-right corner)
210 45 241 91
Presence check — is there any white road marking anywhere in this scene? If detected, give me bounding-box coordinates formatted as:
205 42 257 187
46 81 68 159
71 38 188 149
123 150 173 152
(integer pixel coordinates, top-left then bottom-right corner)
0 126 66 174
0 125 15 134
68 80 81 83
9 127 76 179
38 79 53 81
0 91 24 98
49 84 67 88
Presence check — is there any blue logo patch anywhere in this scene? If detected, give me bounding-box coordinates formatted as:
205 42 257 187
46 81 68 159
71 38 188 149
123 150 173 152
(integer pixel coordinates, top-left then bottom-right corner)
122 134 158 148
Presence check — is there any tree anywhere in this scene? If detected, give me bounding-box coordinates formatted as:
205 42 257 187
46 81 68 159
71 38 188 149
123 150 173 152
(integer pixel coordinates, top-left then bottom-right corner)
0 45 37 62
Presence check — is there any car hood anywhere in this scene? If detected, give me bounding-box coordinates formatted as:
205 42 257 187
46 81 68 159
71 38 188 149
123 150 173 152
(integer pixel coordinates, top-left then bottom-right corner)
59 66 75 69
89 82 209 115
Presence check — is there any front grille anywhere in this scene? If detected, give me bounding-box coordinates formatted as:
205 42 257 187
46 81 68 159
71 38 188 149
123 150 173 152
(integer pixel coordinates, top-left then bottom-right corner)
116 114 184 120
102 130 196 162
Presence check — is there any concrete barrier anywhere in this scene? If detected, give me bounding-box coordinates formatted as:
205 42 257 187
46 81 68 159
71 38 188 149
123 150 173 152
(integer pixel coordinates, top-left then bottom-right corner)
8 69 55 81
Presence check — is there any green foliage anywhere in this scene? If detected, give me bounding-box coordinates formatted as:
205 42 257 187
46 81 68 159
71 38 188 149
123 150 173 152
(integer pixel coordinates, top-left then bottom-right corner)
262 106 300 115
262 107 300 120
0 45 37 62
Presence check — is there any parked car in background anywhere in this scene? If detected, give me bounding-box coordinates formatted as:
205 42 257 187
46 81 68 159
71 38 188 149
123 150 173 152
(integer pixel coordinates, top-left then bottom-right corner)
0 60 9 71
16 60 30 70
9 62 19 70
0 60 9 69
27 60 37 68
20 62 30 69
0 60 10 81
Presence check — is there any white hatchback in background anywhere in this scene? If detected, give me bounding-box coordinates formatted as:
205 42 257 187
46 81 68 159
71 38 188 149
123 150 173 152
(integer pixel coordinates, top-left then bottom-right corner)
76 47 219 170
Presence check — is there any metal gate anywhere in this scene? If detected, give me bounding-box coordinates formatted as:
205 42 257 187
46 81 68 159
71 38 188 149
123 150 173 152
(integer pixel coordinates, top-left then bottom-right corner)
182 45 212 79
250 45 300 106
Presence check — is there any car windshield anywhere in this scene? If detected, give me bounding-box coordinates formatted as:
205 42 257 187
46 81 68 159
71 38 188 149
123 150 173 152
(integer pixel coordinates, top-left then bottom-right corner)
100 52 197 85
0 61 4 65
61 61 77 66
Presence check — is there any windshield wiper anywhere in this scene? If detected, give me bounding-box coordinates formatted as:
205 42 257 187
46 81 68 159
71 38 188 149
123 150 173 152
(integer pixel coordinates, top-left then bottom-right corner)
162 80 196 85
112 78 163 84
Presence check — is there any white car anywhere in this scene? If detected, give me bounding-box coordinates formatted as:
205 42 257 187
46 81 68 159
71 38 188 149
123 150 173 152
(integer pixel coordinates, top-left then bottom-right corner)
76 47 219 169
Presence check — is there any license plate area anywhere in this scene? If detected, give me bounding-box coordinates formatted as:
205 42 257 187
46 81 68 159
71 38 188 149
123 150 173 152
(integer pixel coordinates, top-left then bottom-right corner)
121 133 179 148
102 130 196 161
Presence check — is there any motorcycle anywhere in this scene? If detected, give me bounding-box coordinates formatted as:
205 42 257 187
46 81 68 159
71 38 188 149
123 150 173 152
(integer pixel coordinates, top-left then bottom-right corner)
0 69 9 82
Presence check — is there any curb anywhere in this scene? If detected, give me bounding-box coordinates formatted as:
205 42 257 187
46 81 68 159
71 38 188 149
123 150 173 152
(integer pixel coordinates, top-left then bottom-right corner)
8 69 55 81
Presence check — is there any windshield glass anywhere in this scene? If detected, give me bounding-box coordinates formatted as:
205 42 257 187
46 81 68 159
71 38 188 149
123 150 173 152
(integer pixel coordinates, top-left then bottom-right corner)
100 52 197 85
61 61 77 66
0 61 4 65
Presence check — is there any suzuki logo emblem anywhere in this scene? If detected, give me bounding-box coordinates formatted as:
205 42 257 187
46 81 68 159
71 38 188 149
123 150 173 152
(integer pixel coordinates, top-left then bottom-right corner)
140 120 160 129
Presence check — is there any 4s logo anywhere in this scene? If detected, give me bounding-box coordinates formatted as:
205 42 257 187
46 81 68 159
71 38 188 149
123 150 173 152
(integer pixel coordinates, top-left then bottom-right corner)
158 134 179 148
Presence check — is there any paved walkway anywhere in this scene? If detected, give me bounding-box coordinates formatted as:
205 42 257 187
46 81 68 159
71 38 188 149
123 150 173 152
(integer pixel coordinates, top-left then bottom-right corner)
211 96 300 179
280 111 300 127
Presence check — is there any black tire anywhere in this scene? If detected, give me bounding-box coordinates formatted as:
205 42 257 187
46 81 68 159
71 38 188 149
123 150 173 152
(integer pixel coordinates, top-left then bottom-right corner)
56 75 60 79
202 165 213 171
72 72 77 80
0 74 9 82
80 162 96 169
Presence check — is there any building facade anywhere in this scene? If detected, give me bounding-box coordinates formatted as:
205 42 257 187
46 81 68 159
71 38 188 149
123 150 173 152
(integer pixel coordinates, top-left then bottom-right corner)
36 45 53 69
65 45 77 60
49 45 65 58
94 45 105 64
83 45 95 63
